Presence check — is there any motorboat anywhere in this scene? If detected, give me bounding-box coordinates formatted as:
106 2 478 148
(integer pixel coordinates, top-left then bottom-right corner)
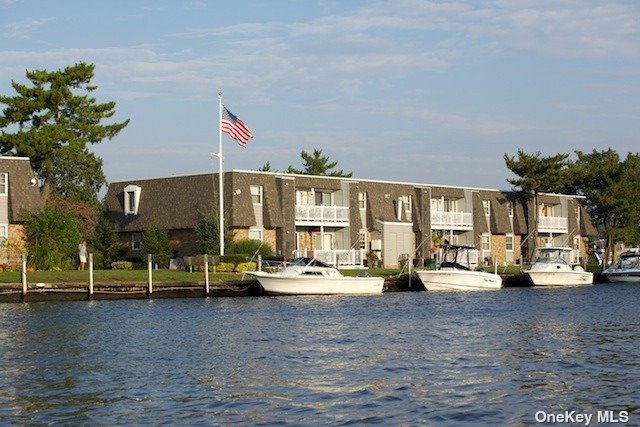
248 258 385 295
415 244 503 291
525 246 593 286
602 248 640 283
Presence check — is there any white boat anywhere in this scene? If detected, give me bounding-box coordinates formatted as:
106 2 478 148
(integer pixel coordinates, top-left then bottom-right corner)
525 246 593 286
602 248 640 283
416 245 503 291
248 258 385 295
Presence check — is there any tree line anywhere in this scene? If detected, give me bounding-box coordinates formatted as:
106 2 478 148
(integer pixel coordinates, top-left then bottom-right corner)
505 149 640 261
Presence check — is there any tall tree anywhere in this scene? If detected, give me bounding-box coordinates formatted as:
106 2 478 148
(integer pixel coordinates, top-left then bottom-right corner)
287 149 352 177
570 150 640 260
565 149 622 261
504 149 570 260
0 62 129 203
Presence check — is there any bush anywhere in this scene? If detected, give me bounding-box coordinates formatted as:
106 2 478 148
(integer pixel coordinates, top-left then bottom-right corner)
221 254 250 265
235 262 257 272
193 264 215 272
228 239 274 257
24 204 82 270
216 262 235 272
141 225 174 268
111 261 133 270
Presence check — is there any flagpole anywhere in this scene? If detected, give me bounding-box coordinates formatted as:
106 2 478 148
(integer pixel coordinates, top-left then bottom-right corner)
218 93 224 256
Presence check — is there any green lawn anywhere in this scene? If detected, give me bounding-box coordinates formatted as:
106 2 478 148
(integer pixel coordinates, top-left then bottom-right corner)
0 269 245 284
1 267 403 284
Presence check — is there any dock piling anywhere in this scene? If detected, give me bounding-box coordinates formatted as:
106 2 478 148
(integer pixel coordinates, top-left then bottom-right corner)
204 255 210 297
21 253 27 301
147 254 153 297
89 253 94 299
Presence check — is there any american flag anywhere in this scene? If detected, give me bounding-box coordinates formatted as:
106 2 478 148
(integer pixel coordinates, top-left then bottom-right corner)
221 106 253 147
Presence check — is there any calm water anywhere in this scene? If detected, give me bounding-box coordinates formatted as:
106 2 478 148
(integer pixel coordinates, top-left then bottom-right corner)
1 284 639 426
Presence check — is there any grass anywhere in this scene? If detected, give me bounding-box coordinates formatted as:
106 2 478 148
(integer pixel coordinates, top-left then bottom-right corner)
1 266 404 284
0 269 245 284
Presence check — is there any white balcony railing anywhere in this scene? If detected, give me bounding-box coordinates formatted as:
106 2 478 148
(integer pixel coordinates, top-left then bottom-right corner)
431 211 473 230
295 205 350 225
292 249 366 269
538 216 568 233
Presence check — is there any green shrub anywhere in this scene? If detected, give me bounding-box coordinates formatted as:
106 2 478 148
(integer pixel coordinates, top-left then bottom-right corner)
111 261 133 270
227 239 274 257
216 262 235 272
194 264 215 272
221 254 250 265
24 204 82 270
141 225 174 268
235 262 257 272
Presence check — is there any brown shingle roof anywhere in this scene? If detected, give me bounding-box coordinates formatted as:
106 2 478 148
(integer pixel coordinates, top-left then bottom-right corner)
0 157 44 221
105 173 217 231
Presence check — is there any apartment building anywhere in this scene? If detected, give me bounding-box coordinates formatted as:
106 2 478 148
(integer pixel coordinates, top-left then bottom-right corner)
105 170 597 268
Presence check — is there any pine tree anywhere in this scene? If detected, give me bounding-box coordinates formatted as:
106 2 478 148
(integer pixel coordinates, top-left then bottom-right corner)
0 62 129 203
287 149 352 177
504 149 570 260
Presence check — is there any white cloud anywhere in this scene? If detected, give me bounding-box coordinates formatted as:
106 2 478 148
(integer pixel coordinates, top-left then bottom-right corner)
1 17 53 40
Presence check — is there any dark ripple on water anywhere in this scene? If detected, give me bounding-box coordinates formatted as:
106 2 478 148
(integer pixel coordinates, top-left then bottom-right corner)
1 285 640 425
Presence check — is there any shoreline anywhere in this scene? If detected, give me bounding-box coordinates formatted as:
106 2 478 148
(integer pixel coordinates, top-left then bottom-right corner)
0 273 558 303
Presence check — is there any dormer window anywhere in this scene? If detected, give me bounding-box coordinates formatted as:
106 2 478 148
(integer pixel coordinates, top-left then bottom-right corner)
396 195 412 221
250 185 263 205
483 200 491 216
0 173 7 196
124 184 142 215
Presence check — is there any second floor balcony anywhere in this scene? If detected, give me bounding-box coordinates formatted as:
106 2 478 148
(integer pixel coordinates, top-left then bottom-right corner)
295 205 350 226
538 216 568 233
431 211 473 230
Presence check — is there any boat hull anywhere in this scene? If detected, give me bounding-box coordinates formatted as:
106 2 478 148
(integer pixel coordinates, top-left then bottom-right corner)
525 271 593 286
250 272 385 295
601 271 640 283
416 269 503 291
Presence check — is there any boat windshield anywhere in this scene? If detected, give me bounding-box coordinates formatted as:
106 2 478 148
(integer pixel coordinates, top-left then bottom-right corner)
535 249 570 265
619 254 640 269
288 257 333 268
441 245 471 270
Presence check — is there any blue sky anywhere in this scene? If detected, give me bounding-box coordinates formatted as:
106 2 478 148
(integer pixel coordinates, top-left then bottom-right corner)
1 0 639 190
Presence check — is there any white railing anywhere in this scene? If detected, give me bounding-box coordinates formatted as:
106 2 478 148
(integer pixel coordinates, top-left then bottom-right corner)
431 211 473 230
295 205 350 225
292 249 366 269
538 216 568 233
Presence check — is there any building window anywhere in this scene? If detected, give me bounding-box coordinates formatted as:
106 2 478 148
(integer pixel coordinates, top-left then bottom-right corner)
397 195 412 221
249 228 263 242
506 234 514 251
444 198 457 212
250 185 263 205
482 200 491 216
573 236 580 251
358 192 367 210
358 230 367 250
0 173 7 196
0 224 7 243
124 184 141 215
481 233 491 251
575 206 580 222
507 201 513 217
132 233 142 252
315 191 332 206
